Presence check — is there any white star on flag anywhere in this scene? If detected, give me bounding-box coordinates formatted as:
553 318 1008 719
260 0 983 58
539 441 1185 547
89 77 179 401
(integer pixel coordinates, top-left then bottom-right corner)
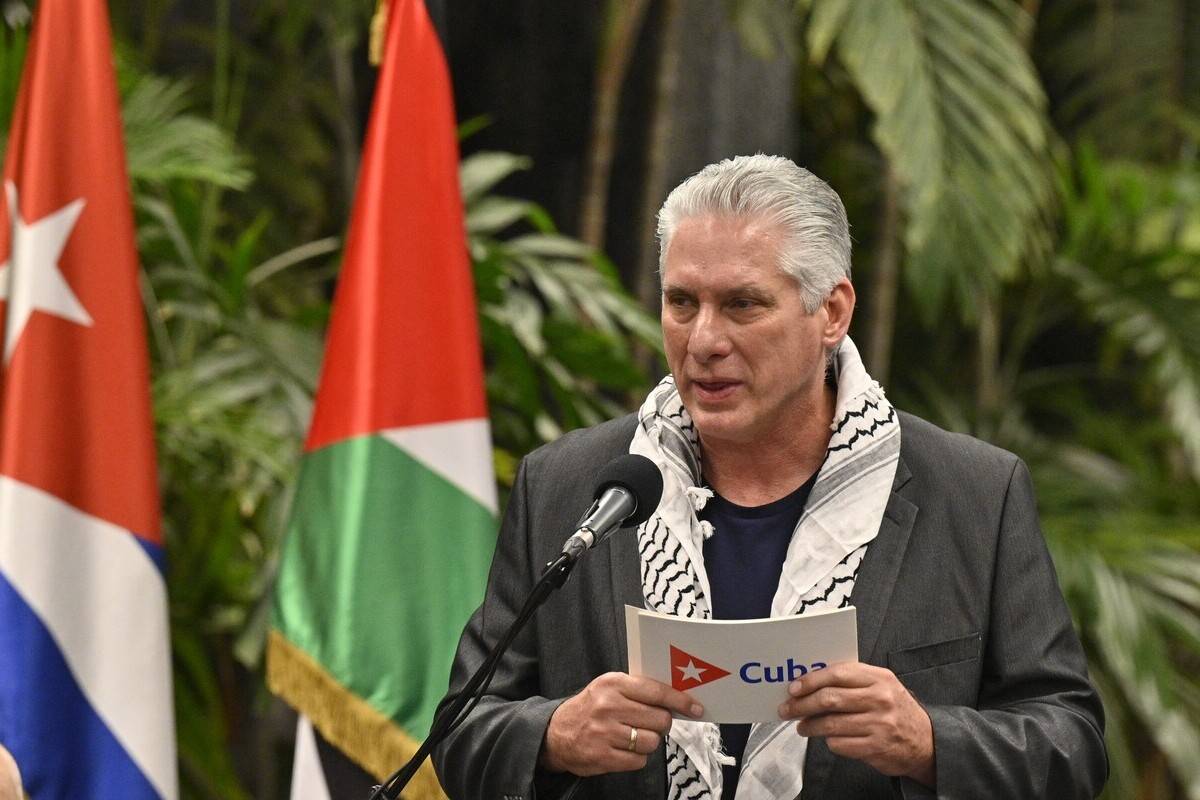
0 180 92 364
676 658 707 684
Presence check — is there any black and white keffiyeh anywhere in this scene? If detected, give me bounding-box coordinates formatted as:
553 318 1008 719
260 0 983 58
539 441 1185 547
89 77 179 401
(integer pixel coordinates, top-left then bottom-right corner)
629 336 900 800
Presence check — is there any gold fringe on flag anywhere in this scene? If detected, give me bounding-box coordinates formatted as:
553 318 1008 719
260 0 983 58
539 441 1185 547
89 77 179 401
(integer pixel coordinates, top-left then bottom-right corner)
267 630 447 800
369 0 389 66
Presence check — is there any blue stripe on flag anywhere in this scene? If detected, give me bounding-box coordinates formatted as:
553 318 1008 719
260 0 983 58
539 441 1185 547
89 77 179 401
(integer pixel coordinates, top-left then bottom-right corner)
0 569 163 799
134 535 167 574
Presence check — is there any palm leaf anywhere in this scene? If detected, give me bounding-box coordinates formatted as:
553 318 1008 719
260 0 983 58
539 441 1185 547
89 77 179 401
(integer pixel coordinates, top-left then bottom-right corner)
1037 0 1192 160
799 0 1055 318
1051 527 1200 800
460 150 661 468
120 65 251 189
1055 146 1200 481
1058 255 1200 481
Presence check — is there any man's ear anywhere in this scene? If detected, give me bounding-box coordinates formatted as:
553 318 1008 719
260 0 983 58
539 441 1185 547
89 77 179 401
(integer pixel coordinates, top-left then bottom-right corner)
822 278 855 348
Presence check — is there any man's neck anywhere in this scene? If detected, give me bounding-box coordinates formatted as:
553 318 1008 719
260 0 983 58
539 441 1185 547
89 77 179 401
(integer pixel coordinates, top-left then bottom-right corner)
700 386 837 507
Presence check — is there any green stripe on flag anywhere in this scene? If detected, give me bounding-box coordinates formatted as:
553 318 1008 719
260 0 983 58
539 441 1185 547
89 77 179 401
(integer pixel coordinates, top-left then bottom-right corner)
274 432 495 741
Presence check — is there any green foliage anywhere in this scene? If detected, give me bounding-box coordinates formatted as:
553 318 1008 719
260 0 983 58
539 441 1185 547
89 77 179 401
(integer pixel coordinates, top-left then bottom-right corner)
1051 524 1200 800
1037 144 1200 799
128 80 332 800
3 2 1198 797
1056 143 1200 482
1037 0 1199 160
0 8 26 137
725 0 799 61
462 150 661 484
121 68 252 189
896 138 1200 799
798 0 1055 319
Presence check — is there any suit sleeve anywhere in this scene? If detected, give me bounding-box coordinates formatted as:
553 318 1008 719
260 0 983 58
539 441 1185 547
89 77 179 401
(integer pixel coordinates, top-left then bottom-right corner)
917 459 1108 799
431 456 578 800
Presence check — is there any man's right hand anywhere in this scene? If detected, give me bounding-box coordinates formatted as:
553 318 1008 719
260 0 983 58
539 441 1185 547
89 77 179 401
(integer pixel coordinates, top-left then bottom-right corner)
538 672 704 776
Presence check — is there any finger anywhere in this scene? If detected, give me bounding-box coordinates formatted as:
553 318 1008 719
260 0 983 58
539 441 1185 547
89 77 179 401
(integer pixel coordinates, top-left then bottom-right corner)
574 748 648 778
617 702 675 735
585 683 674 733
795 712 876 739
619 675 704 718
788 661 879 697
825 735 874 761
635 728 663 755
779 686 876 719
603 751 651 775
613 725 662 756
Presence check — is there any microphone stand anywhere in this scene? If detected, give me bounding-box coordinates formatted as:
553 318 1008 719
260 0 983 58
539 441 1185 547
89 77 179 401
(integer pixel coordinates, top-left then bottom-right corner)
367 549 582 799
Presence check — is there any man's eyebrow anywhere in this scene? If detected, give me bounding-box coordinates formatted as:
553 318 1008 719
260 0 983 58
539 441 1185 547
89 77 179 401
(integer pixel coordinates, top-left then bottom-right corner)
662 283 774 298
726 284 774 301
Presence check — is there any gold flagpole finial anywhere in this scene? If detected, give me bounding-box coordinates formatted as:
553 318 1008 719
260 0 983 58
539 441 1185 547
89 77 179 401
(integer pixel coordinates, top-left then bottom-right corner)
369 0 389 67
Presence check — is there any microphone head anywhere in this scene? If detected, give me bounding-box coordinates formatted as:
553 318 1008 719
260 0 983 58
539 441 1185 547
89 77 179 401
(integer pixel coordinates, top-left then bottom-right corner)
593 454 664 528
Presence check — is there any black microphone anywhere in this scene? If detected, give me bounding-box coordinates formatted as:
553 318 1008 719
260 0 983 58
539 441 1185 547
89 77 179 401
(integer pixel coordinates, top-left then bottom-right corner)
561 454 663 562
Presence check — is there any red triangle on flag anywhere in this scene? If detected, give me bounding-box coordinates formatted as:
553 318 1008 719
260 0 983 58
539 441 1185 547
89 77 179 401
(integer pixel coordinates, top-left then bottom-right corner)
303 0 487 453
669 644 732 691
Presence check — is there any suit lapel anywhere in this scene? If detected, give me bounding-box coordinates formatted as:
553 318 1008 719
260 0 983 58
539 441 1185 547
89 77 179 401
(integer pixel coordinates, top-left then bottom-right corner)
801 456 918 799
851 456 917 665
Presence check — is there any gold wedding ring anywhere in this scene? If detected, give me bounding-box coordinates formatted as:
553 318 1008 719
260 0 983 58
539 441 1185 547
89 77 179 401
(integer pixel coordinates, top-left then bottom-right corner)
627 726 639 752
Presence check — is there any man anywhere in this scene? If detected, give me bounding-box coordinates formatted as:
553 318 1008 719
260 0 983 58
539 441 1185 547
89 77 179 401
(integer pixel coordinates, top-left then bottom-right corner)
432 155 1106 798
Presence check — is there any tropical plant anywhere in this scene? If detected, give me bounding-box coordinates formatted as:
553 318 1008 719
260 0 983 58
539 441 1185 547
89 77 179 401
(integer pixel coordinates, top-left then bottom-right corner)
7 2 1200 797
122 59 335 799
0 7 26 151
1036 0 1200 162
895 139 1200 799
794 0 1056 329
461 147 662 485
113 0 377 257
1050 144 1200 800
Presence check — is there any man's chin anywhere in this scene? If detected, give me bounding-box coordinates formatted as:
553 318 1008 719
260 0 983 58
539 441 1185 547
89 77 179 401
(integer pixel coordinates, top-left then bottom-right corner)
685 407 753 446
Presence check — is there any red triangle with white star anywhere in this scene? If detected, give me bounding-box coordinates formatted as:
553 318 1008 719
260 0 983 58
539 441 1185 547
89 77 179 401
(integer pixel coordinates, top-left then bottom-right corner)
669 644 731 691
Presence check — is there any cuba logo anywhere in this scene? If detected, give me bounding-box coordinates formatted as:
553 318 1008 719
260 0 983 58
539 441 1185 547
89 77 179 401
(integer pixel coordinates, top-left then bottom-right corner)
670 644 828 691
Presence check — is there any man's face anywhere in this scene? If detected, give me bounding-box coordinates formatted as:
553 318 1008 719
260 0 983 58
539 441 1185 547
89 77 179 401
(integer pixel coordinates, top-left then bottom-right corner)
661 214 847 448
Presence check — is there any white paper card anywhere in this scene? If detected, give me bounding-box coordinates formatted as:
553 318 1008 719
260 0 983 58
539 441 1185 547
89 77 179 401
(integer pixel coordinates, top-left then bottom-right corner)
625 604 859 723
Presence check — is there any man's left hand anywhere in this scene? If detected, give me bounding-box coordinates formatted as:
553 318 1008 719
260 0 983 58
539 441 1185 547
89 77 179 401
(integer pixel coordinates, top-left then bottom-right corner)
777 662 935 788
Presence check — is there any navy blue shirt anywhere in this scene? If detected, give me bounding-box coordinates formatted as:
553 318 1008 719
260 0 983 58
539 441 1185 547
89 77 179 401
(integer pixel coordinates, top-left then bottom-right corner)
700 474 817 797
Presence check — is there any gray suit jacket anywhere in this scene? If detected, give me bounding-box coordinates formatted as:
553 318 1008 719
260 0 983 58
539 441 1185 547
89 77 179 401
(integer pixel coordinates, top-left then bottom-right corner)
432 412 1107 799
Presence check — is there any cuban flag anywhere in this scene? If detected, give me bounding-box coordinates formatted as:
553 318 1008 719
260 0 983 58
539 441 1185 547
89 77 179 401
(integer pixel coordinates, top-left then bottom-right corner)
0 1 177 798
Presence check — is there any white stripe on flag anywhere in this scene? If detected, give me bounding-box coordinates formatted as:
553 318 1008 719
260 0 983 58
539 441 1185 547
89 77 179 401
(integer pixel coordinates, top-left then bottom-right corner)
0 476 177 800
290 716 333 800
382 418 498 513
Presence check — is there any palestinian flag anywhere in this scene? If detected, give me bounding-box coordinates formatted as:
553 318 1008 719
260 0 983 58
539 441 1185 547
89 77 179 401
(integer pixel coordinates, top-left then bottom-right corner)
266 1 496 798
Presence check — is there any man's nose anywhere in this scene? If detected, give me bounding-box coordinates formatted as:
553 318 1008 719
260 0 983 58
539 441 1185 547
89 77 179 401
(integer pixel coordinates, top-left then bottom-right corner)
687 305 732 362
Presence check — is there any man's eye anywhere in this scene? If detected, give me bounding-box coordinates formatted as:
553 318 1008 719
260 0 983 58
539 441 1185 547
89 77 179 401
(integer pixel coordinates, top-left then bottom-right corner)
730 298 758 310
666 295 694 308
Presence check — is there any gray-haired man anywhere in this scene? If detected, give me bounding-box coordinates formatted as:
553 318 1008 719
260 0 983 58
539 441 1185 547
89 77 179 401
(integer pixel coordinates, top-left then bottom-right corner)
433 155 1106 799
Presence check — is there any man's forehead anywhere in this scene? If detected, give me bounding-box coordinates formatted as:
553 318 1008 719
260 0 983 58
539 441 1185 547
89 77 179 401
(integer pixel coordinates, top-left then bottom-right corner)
662 214 790 271
661 246 799 296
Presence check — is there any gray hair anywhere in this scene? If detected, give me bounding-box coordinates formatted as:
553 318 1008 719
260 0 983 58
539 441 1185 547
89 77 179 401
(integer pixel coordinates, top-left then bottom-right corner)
656 154 852 312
